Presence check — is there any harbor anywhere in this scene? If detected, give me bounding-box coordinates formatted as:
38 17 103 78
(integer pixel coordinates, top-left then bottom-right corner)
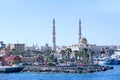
0 19 119 74
0 65 119 80
0 0 120 80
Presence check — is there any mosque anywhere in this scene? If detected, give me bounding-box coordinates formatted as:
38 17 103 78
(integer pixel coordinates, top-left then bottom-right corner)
69 20 95 51
52 19 97 52
52 19 111 56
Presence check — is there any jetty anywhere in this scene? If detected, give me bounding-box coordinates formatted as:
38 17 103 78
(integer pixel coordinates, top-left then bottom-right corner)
22 65 113 73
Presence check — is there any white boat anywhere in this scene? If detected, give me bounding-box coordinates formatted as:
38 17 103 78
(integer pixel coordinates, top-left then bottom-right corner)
105 49 120 65
97 57 109 65
111 49 120 59
95 49 120 65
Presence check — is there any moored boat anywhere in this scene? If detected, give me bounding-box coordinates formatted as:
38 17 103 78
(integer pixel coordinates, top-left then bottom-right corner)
105 49 120 65
98 49 120 65
0 65 23 73
94 57 110 65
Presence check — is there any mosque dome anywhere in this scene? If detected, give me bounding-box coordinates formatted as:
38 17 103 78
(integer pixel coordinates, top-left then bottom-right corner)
80 38 87 44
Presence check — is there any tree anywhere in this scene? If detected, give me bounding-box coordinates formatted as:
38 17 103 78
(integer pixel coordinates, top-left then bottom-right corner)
10 48 16 55
78 51 84 64
82 48 89 64
44 49 52 62
74 50 79 64
89 49 95 65
60 50 66 61
25 49 31 57
82 48 88 54
45 49 51 55
0 47 3 54
47 54 54 62
65 48 72 65
52 50 55 56
12 60 20 65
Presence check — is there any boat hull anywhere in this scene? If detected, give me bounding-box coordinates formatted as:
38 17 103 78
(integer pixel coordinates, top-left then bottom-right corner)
0 66 23 73
105 59 120 65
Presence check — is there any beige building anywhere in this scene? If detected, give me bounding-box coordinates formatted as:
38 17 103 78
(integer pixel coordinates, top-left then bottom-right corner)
21 57 36 64
8 44 25 51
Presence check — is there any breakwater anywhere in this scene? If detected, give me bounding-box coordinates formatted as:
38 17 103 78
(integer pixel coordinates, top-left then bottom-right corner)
22 65 113 73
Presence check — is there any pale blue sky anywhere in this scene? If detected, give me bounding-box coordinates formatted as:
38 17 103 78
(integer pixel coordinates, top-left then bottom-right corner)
0 0 120 46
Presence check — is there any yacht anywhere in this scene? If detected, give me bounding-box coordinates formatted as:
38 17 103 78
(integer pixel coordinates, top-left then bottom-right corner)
111 49 120 59
96 57 109 65
106 49 120 65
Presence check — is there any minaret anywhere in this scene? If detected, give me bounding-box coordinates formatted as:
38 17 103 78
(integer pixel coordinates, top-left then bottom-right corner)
79 19 82 43
52 19 56 52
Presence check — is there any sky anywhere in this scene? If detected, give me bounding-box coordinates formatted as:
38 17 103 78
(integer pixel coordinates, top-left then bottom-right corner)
0 0 120 46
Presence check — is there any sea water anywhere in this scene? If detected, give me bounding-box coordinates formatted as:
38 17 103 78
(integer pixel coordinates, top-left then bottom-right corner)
0 65 120 80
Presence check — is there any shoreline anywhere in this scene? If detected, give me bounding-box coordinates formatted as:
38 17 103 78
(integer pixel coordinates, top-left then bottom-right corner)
22 65 113 73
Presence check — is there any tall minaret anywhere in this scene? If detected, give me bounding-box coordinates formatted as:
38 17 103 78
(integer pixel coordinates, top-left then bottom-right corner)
52 19 56 52
79 19 82 43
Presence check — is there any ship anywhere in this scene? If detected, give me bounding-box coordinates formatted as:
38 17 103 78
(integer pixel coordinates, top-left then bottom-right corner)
0 65 23 73
97 57 110 65
97 49 120 65
105 49 120 65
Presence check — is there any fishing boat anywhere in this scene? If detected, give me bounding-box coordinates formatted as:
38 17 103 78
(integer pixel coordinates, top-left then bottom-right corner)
0 65 23 73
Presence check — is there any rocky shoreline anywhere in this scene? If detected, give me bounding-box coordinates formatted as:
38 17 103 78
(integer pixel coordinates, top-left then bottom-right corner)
22 65 113 73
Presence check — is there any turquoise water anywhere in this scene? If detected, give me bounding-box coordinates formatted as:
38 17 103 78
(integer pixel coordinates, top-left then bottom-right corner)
0 65 120 80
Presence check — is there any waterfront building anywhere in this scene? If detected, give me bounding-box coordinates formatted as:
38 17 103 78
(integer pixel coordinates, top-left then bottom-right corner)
39 44 52 53
0 48 10 56
5 56 21 66
21 57 37 64
0 41 6 54
26 43 52 54
0 57 4 66
8 43 25 51
0 55 21 66
0 41 6 49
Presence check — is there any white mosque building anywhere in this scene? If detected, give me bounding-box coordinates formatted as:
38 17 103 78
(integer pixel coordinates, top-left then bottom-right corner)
53 19 114 59
69 20 96 51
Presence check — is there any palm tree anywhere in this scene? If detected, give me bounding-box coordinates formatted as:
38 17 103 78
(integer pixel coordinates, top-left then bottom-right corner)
82 48 88 54
89 49 95 65
65 48 72 65
45 49 51 55
25 49 31 57
44 49 52 62
60 50 66 61
74 50 79 64
33 51 41 56
0 47 3 54
16 51 22 55
47 54 54 64
52 50 55 57
11 48 16 55
78 51 84 64
82 48 89 64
